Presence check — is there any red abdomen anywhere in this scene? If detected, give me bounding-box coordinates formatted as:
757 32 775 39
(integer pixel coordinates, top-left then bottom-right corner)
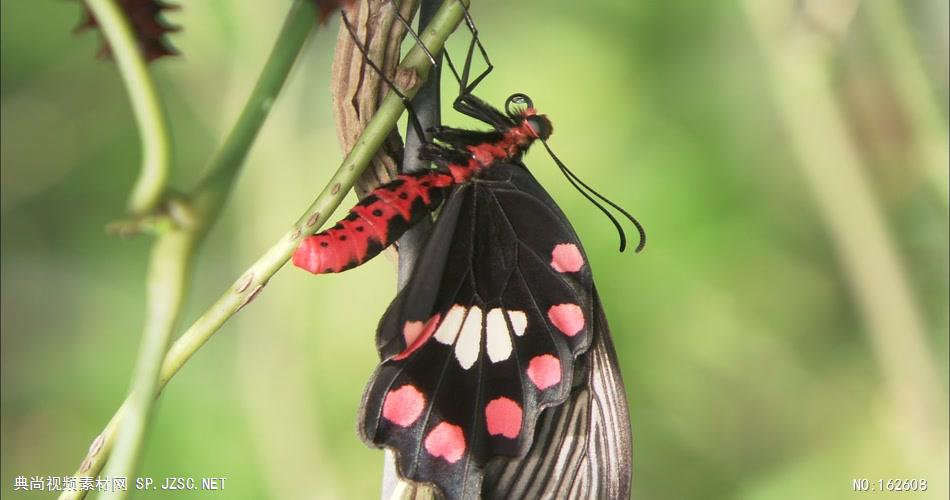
294 171 454 274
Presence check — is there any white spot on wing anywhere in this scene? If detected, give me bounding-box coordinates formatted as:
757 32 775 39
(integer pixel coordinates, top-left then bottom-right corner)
434 305 465 345
485 308 513 363
507 310 527 336
455 306 483 370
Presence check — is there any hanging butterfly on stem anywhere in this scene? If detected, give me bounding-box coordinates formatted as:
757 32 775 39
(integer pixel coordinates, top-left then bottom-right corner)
294 2 642 498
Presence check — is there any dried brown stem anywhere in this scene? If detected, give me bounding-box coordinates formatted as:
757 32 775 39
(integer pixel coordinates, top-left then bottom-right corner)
332 0 421 197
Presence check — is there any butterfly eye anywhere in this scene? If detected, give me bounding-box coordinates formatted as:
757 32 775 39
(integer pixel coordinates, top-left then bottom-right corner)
526 115 553 140
505 93 534 116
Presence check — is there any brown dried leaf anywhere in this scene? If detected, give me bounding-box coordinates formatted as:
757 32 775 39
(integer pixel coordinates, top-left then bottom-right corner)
331 0 420 198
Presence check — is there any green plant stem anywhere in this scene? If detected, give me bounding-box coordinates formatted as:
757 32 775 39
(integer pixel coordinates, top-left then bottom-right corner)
84 0 172 214
189 0 321 231
59 1 468 498
71 2 321 500
97 232 194 500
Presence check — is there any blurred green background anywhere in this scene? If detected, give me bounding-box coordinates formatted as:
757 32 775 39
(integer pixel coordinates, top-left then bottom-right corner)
2 0 948 498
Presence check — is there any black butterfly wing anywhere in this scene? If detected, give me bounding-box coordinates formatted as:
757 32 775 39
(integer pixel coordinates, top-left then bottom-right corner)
373 294 634 500
360 162 624 499
482 289 633 499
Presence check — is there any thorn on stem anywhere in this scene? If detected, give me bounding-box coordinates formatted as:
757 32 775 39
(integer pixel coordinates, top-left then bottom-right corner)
236 283 266 313
235 273 254 293
307 212 321 227
394 66 421 94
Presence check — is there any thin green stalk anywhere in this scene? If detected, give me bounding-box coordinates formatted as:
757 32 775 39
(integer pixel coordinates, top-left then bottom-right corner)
59 1 468 498
189 0 321 230
97 232 193 500
84 0 172 214
83 2 321 499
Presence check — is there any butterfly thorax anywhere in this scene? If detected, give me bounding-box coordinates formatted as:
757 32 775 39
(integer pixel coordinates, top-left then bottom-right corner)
445 108 548 183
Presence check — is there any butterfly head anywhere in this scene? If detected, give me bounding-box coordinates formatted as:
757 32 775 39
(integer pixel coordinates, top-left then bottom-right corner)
506 93 553 141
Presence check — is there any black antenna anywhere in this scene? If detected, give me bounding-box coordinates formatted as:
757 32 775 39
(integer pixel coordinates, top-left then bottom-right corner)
540 139 647 253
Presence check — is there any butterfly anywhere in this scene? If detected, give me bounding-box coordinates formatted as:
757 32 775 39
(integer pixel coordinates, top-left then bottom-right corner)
295 91 637 499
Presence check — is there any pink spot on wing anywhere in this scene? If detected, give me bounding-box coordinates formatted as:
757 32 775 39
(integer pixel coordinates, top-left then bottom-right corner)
547 304 585 337
527 354 561 390
382 385 425 427
485 397 523 439
394 314 441 360
424 422 466 463
550 243 584 273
